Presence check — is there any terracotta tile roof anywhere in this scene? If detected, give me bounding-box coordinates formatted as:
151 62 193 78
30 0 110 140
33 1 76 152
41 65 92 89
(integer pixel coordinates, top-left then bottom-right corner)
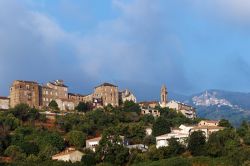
192 126 224 130
201 120 220 123
139 101 159 104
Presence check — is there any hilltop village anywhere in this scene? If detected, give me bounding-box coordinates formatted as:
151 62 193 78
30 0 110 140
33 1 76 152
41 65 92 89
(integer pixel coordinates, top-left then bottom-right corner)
0 80 249 166
0 80 196 119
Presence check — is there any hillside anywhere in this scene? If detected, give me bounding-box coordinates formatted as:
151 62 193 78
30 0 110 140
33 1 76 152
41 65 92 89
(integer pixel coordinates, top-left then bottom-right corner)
174 90 250 126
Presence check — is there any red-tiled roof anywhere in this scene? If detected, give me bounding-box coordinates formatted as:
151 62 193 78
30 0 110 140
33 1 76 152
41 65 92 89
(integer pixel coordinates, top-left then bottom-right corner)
201 120 220 123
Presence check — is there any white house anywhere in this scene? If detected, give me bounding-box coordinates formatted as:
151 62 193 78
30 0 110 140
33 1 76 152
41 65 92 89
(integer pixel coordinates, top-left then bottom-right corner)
119 89 137 103
86 136 102 152
166 100 196 119
0 97 9 110
156 124 195 148
52 148 84 163
86 135 127 152
55 99 75 111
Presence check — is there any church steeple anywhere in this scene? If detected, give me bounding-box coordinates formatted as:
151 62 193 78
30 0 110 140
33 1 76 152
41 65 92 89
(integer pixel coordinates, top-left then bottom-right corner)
160 84 168 107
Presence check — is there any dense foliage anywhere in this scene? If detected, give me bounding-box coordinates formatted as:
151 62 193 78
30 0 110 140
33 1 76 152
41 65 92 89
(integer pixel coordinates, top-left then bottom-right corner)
0 103 250 166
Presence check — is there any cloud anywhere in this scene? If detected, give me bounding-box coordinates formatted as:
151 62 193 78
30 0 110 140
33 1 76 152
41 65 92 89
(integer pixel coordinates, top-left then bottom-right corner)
75 0 191 95
192 0 250 24
0 0 80 95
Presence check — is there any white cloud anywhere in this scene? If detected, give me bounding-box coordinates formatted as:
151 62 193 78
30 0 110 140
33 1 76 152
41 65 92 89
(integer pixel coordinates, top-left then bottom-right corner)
0 0 77 95
192 0 250 23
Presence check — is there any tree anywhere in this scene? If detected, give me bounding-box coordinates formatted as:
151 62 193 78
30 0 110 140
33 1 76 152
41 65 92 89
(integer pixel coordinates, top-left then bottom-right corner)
152 117 171 136
143 135 156 146
237 121 249 137
188 131 206 156
81 149 96 166
20 141 39 155
140 115 155 125
206 129 240 157
66 130 86 148
4 145 26 161
38 145 58 160
11 104 30 121
122 101 141 113
75 102 91 113
167 138 185 156
96 128 129 165
48 100 59 110
219 119 232 128
41 132 65 151
243 132 250 145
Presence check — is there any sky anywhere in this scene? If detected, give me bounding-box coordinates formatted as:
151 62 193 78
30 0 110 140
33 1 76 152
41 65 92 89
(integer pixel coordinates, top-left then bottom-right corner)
1 0 250 101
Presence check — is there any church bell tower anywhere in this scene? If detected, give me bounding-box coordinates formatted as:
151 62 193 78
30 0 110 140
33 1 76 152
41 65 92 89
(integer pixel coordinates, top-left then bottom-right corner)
160 84 168 107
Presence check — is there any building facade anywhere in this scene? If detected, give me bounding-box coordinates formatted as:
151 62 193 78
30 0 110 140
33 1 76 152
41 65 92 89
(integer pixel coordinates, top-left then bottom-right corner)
9 80 134 110
46 80 68 99
119 89 137 103
0 97 10 110
9 80 41 108
141 108 160 117
42 85 56 107
166 100 196 119
93 83 119 107
156 124 195 148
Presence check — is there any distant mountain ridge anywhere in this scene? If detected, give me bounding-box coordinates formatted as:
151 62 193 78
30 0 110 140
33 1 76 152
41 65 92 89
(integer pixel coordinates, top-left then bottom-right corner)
171 90 250 126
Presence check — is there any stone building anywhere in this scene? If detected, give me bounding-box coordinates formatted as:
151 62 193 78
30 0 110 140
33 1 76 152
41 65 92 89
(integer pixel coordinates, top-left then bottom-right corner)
0 97 10 110
42 85 56 107
9 80 41 108
68 93 86 103
139 101 159 109
160 85 168 108
46 80 68 99
119 89 137 103
93 83 119 107
55 98 75 111
141 108 160 117
166 100 196 119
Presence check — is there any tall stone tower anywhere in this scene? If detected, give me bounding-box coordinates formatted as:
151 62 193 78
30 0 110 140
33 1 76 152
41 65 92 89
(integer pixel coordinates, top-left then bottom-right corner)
160 84 168 108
